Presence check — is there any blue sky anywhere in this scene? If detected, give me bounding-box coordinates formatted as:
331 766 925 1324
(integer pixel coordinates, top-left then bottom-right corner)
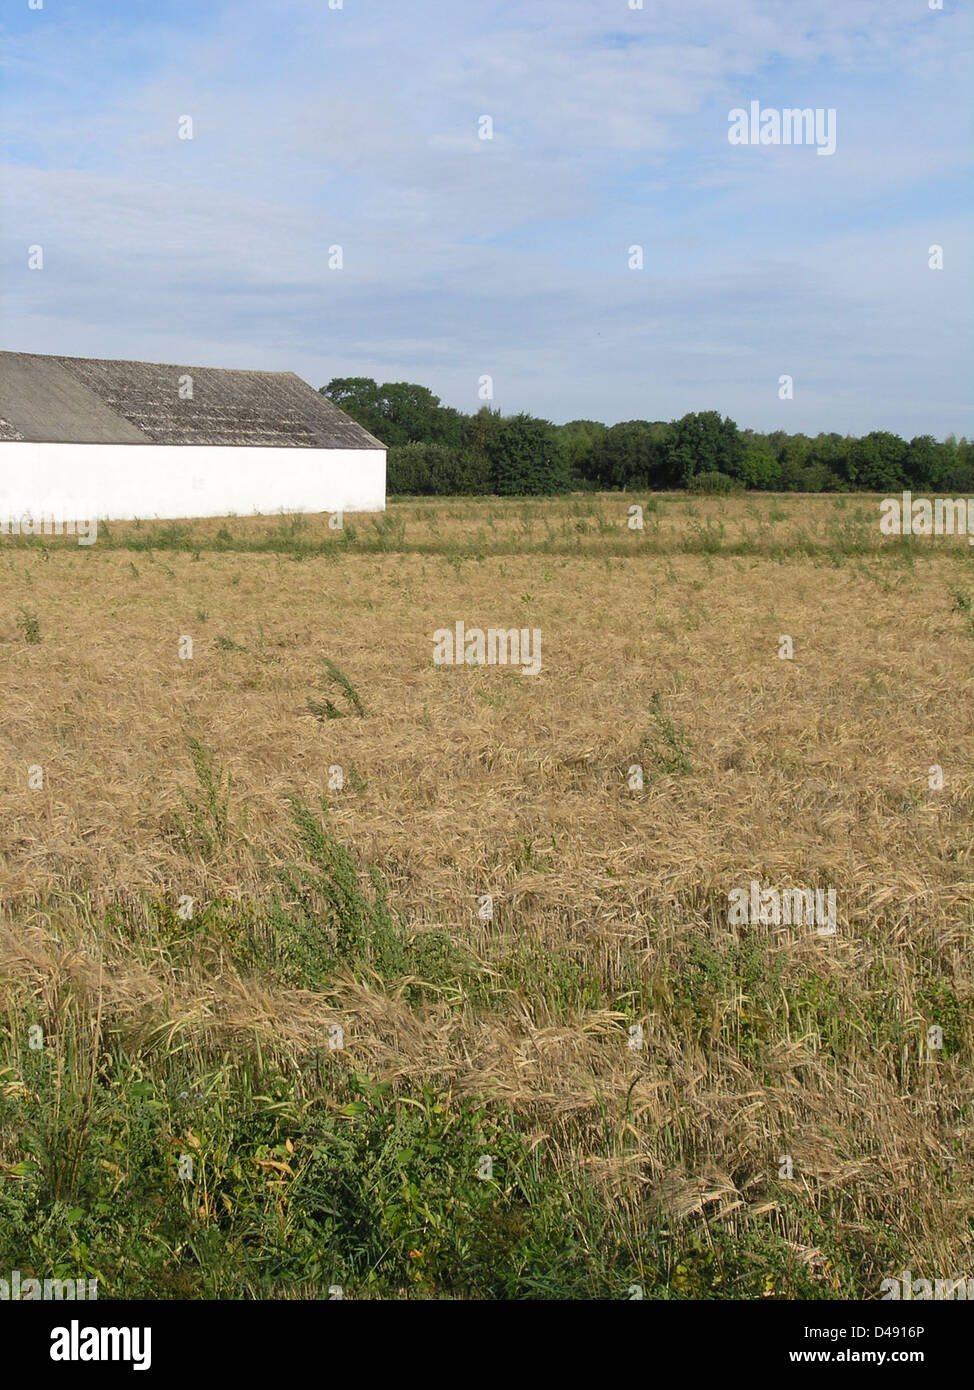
1 0 971 437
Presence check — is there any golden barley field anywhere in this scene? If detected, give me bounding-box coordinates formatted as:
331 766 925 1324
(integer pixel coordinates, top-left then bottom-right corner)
1 492 972 1299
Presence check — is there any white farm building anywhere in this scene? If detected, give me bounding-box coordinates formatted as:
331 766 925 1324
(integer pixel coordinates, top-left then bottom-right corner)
0 351 386 522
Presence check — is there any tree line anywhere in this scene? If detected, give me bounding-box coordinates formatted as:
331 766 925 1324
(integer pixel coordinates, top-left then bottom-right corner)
321 378 974 496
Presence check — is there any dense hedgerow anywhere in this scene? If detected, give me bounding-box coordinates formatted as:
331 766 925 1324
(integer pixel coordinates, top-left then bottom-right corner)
324 378 974 498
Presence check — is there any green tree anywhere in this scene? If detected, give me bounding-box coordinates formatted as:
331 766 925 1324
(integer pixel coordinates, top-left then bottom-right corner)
322 379 468 449
462 406 503 490
587 421 674 489
431 405 467 450
931 435 974 491
321 378 386 437
666 411 744 485
556 420 608 486
778 434 810 491
738 445 781 490
906 435 940 488
379 383 448 447
847 431 908 491
487 414 570 495
805 433 849 491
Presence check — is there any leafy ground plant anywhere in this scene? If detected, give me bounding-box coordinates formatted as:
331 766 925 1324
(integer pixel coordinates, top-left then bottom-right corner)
16 607 41 644
171 735 232 859
642 691 692 776
307 656 366 720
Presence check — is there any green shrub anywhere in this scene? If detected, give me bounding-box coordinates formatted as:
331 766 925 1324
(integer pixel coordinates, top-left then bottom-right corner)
387 442 490 496
16 608 41 644
738 448 781 490
487 415 571 496
686 470 739 495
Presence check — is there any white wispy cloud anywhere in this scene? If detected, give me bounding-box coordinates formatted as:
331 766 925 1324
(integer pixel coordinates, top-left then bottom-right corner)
1 0 970 435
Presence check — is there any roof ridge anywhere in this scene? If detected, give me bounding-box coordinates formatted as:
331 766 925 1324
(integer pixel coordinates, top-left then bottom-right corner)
0 350 301 377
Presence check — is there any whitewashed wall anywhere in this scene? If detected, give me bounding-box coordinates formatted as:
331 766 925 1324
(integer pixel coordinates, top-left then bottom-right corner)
0 442 386 519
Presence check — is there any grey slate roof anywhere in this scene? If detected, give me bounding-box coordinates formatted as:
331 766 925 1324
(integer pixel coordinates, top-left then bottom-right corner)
0 351 385 449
